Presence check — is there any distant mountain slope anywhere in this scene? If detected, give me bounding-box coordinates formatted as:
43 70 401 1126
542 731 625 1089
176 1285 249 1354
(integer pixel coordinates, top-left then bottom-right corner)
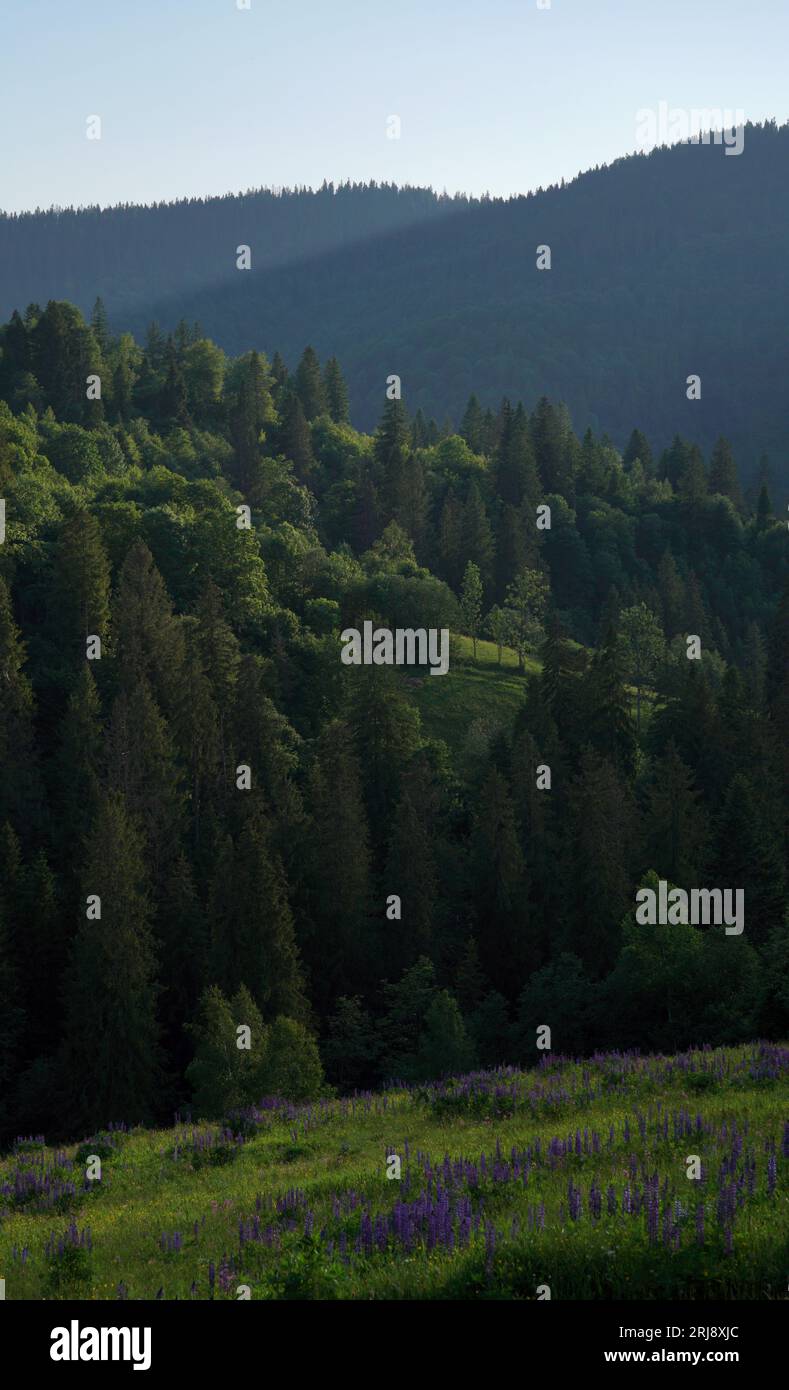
3 123 789 483
0 181 470 320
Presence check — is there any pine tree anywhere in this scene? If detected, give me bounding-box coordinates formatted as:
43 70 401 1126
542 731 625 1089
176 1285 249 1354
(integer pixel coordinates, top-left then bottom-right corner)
374 396 409 476
437 490 464 589
195 581 241 793
415 991 473 1079
61 792 160 1131
270 350 289 395
708 437 743 511
756 483 773 530
618 602 665 737
16 851 62 1057
455 936 487 1011
209 804 307 1020
53 511 111 666
586 624 637 771
277 387 314 482
0 576 39 827
305 720 371 1005
53 666 103 876
347 665 421 846
0 904 24 1139
495 401 538 506
643 742 708 887
232 653 303 844
294 346 327 421
713 773 786 942
460 481 495 595
159 338 190 425
384 788 436 976
678 444 708 507
565 751 636 974
323 356 349 423
171 623 222 852
623 428 653 476
657 551 686 640
532 396 571 496
106 679 184 883
90 297 110 357
460 394 484 453
684 570 709 645
156 853 207 1084
471 770 529 994
113 540 184 712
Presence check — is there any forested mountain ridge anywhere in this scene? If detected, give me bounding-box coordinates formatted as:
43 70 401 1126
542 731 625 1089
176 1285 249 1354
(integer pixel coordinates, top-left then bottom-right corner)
0 302 787 1144
4 124 789 482
0 182 470 327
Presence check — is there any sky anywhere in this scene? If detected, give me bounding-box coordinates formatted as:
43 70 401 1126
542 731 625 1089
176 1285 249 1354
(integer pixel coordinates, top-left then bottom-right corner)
1 0 787 213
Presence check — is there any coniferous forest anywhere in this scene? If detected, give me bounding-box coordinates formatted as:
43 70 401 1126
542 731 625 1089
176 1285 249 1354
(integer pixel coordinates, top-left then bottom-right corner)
5 126 789 484
0 299 787 1147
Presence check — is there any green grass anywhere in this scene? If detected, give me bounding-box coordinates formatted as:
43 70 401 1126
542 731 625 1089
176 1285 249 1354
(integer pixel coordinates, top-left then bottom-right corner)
412 634 537 749
1 1042 786 1301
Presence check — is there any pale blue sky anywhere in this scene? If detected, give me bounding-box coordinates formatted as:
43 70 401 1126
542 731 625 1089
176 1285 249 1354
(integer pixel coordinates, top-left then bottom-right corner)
1 0 786 212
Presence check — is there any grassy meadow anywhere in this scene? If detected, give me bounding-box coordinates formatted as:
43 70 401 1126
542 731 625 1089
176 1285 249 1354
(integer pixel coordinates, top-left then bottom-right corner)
1 1042 787 1302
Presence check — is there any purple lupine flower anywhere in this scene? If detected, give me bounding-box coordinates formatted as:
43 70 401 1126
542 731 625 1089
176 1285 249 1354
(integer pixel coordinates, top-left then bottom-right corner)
767 1153 777 1196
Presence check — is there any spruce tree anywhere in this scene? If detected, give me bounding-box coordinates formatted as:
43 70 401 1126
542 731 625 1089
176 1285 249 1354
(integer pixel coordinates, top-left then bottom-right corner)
460 481 495 595
277 387 314 482
623 427 653 476
209 803 307 1020
294 345 327 421
460 394 484 452
437 490 464 590
0 576 39 827
708 437 743 510
323 356 349 423
532 396 571 496
61 792 160 1131
53 511 111 666
471 769 531 991
106 679 184 883
113 540 184 712
305 719 371 1005
643 742 708 887
383 788 436 976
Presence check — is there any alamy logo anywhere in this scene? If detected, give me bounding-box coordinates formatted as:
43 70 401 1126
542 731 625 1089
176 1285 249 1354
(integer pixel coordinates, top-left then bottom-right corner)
341 621 450 676
50 1320 151 1371
635 103 745 156
635 880 744 935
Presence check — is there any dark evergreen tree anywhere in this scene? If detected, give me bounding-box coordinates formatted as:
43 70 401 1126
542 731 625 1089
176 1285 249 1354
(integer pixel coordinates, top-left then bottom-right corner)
61 792 160 1131
323 356 350 423
294 345 327 421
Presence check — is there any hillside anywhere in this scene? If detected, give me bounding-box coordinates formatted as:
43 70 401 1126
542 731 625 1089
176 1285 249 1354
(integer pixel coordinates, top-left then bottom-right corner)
0 300 787 1165
1 1044 786 1301
4 125 789 480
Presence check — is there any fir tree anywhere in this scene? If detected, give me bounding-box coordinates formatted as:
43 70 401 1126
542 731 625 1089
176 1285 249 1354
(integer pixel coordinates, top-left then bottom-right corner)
53 511 111 666
323 356 349 423
294 345 327 421
61 792 160 1131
